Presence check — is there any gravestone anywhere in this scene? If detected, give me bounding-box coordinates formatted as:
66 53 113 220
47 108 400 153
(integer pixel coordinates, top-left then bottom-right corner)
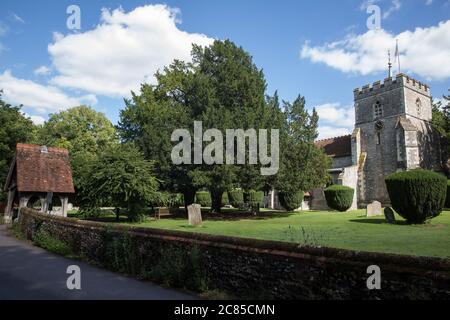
188 204 202 226
366 201 382 217
384 207 396 224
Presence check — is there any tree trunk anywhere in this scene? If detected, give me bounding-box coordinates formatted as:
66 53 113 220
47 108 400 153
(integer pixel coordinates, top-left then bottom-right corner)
183 188 196 213
210 189 223 214
115 207 120 222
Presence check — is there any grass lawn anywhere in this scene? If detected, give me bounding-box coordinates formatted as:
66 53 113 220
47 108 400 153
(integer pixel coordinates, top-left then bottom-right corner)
120 209 450 258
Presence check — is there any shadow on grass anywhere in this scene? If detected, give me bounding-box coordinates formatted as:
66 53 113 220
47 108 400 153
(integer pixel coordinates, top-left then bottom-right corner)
200 210 298 221
349 218 408 225
84 216 130 223
78 208 300 224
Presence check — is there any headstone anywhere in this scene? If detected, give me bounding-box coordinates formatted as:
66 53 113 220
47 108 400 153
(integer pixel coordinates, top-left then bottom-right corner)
188 204 202 226
366 201 382 217
384 207 396 224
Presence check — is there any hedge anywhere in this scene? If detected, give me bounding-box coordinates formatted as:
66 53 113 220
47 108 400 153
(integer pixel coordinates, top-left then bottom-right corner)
221 192 229 207
324 185 354 212
385 169 446 224
279 191 304 211
244 190 264 206
446 180 450 208
228 189 244 208
195 191 212 207
168 193 184 208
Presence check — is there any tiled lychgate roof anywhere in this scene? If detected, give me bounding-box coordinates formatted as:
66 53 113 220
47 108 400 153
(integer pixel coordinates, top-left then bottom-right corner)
4 143 75 193
315 135 352 158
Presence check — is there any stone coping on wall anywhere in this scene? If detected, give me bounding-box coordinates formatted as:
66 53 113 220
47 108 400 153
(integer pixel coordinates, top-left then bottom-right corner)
19 208 450 278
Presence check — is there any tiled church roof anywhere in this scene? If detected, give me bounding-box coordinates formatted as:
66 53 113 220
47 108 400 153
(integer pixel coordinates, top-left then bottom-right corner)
315 135 352 158
4 143 75 193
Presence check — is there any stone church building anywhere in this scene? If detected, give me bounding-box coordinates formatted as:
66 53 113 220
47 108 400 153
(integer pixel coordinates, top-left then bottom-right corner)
266 73 442 210
309 73 442 210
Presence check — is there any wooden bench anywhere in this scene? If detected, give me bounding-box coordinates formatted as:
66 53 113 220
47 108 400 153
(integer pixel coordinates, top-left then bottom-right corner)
155 207 170 220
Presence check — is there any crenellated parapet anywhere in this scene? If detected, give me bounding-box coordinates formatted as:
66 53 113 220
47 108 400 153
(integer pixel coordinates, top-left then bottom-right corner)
354 73 430 100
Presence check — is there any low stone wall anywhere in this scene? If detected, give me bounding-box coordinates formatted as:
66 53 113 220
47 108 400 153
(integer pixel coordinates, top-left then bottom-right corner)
18 208 450 299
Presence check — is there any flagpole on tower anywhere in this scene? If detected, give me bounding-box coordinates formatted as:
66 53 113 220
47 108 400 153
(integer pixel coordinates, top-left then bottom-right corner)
395 39 401 74
388 50 392 78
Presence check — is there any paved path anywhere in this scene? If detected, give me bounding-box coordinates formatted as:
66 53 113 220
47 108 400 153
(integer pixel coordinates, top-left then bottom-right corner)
0 225 195 300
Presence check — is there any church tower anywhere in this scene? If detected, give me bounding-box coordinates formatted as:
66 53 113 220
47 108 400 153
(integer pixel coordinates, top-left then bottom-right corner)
353 73 441 206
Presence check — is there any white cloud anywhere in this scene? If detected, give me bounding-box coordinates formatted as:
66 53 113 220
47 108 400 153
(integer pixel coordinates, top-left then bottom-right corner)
434 97 450 108
315 103 355 127
359 0 401 19
0 21 7 53
0 21 8 36
29 115 46 125
313 103 355 139
48 4 214 98
426 0 433 5
383 0 402 19
34 66 51 76
301 20 450 80
23 113 46 125
0 70 97 114
360 0 380 11
317 126 352 140
12 13 25 24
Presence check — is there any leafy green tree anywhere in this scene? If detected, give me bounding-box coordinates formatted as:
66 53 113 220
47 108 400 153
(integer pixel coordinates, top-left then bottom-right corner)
276 96 330 194
39 105 117 154
118 40 330 213
79 143 160 222
432 89 450 174
432 90 450 138
118 80 198 209
38 105 118 202
119 40 271 212
0 91 37 201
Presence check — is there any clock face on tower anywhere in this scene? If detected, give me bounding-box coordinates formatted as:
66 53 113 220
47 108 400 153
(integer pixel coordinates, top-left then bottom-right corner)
375 120 384 131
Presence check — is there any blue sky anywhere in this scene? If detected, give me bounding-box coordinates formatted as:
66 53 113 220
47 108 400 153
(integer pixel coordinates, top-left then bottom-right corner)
0 0 449 139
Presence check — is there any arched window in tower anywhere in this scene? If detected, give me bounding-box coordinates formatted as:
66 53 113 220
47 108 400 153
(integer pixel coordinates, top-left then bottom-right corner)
374 101 383 119
416 98 422 116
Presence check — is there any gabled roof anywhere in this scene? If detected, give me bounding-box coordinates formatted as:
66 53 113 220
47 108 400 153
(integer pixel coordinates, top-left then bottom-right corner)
315 135 352 158
4 143 75 193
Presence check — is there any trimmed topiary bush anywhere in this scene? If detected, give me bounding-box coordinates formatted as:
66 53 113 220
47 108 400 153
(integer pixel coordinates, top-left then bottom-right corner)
195 191 211 207
221 192 229 207
228 189 244 208
278 191 304 212
168 193 184 208
446 180 450 209
385 169 446 224
244 190 264 206
324 185 354 212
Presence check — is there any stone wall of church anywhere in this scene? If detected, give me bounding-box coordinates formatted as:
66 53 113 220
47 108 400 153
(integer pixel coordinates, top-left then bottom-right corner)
331 156 352 169
407 116 441 170
353 74 439 206
356 117 400 205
